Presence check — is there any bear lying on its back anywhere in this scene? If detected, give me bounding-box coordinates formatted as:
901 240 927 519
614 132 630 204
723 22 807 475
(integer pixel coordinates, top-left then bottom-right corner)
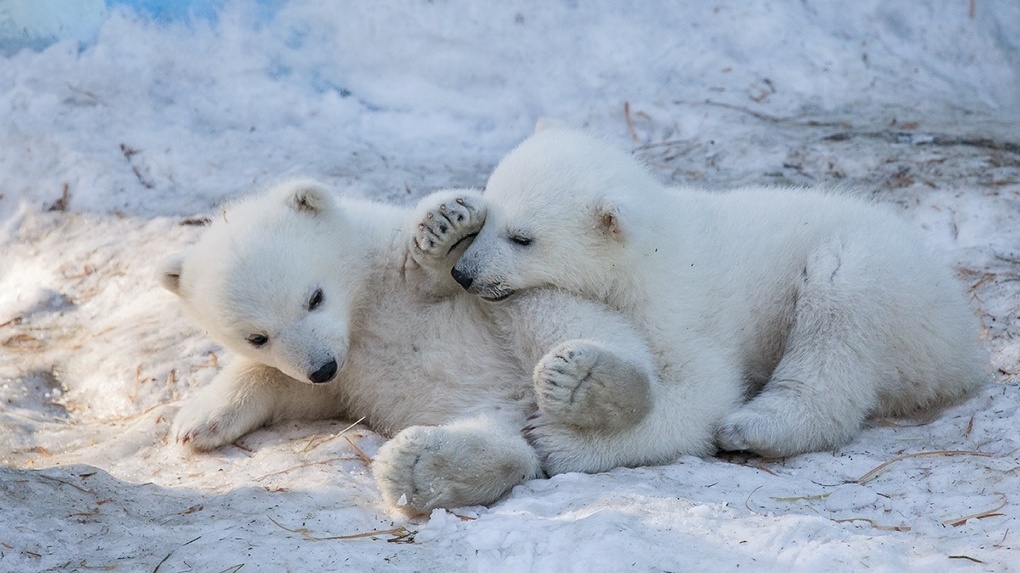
453 124 986 473
161 180 661 513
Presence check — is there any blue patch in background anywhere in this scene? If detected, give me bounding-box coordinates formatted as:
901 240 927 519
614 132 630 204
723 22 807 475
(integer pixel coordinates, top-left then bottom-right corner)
0 0 283 55
107 0 284 23
106 0 226 22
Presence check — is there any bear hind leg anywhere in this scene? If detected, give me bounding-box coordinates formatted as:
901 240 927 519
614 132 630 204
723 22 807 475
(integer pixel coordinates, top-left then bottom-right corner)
717 239 885 457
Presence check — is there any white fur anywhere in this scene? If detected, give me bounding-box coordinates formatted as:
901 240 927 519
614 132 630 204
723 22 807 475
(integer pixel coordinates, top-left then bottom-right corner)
161 180 657 512
454 126 986 470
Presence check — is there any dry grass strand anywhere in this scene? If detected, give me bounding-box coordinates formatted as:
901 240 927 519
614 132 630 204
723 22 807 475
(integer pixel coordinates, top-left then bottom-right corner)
857 450 993 484
267 515 413 542
943 492 1008 527
344 436 372 467
255 456 358 481
301 417 365 452
833 517 911 532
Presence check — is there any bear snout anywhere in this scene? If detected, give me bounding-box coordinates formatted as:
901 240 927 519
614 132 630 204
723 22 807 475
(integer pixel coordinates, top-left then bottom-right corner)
451 266 474 290
308 359 338 384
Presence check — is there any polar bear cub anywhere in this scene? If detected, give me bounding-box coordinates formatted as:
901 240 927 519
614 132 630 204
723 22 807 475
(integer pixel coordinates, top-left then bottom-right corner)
160 179 659 512
453 125 985 468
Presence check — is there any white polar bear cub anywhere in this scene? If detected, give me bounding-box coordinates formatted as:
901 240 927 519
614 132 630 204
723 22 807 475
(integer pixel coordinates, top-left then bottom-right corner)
453 124 986 468
160 179 658 513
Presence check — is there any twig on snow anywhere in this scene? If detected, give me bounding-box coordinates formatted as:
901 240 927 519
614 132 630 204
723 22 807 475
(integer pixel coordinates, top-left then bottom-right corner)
744 485 765 516
267 515 414 542
623 101 639 141
38 473 92 495
857 450 993 484
301 416 365 452
255 456 357 481
833 517 910 532
943 492 1008 527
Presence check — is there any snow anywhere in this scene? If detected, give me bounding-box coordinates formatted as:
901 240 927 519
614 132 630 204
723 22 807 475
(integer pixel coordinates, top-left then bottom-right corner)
1 1 1018 571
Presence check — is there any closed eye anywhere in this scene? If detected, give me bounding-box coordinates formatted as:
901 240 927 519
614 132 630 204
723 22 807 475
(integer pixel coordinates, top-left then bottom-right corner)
509 235 532 247
308 288 324 311
247 333 269 347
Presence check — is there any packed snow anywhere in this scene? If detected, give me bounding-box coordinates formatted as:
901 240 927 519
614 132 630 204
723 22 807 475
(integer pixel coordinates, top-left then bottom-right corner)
1 1 1018 571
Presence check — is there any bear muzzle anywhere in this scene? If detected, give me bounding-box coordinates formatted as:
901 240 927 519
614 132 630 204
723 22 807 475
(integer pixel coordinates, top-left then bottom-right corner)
451 266 473 290
308 359 339 384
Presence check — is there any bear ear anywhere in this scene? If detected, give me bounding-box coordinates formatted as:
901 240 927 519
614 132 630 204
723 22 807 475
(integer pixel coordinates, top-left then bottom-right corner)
158 255 185 296
595 201 625 241
534 117 569 133
284 181 333 215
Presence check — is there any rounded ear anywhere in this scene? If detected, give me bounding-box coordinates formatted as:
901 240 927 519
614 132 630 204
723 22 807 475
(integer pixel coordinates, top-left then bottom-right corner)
596 201 624 241
534 117 569 134
283 180 333 215
158 255 185 296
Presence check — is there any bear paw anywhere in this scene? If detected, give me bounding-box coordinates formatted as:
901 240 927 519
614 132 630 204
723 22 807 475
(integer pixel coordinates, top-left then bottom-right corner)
715 414 755 454
410 191 485 268
716 407 804 458
533 341 651 431
716 395 857 459
524 418 607 476
715 397 812 459
171 398 262 451
373 425 534 514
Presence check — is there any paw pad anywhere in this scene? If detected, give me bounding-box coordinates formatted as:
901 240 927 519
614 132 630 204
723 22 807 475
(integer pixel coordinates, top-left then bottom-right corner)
411 193 485 263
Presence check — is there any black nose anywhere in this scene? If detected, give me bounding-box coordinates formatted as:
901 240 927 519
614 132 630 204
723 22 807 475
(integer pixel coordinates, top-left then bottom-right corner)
451 267 473 290
308 359 338 384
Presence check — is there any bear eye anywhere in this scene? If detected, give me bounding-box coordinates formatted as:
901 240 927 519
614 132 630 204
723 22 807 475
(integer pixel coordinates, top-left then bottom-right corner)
308 288 324 311
246 333 269 347
509 235 532 247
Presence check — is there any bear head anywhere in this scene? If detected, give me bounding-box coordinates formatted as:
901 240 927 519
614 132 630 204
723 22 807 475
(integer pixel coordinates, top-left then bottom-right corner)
452 124 657 302
160 180 355 385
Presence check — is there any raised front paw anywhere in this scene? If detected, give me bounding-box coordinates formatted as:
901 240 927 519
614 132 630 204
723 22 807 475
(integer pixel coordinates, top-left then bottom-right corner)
410 190 486 267
533 340 652 431
373 424 535 515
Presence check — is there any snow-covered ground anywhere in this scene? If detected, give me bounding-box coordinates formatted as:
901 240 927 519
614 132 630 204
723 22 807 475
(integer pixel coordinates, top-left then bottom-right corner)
1 1 1019 571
